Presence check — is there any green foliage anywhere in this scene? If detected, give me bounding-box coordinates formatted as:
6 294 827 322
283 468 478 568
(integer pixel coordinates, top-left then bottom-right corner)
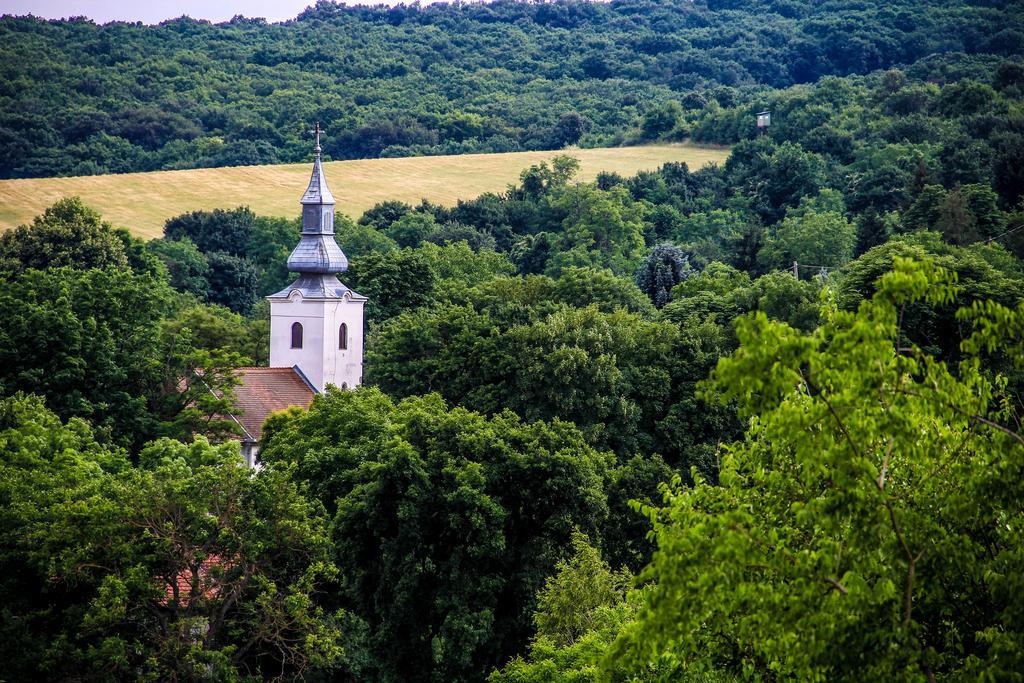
162 348 249 443
164 206 255 257
337 218 399 258
423 240 516 286
159 302 267 363
835 233 1024 359
546 185 647 277
345 247 437 323
613 259 1024 680
534 532 630 648
204 250 259 313
0 267 177 448
759 203 857 272
358 199 412 231
489 591 652 683
640 101 684 141
552 267 654 316
723 139 828 225
0 395 342 680
0 197 129 274
386 210 438 248
247 214 300 294
146 236 210 298
2 0 1015 178
157 206 298 309
367 300 693 457
260 388 613 683
602 454 676 572
664 262 821 334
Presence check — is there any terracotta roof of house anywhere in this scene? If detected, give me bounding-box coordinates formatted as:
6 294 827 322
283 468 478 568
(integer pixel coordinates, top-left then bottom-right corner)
162 554 230 607
231 367 317 443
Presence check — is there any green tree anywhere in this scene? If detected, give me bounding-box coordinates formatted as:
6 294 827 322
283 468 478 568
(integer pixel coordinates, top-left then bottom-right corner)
534 532 631 648
247 214 299 295
0 267 177 448
164 206 256 257
0 395 343 680
552 267 655 316
0 197 129 274
386 210 438 248
724 139 828 225
345 247 437 323
147 236 210 299
516 156 581 200
759 206 856 272
614 259 1024 680
553 111 593 147
260 388 612 683
159 302 266 362
337 219 399 258
358 199 412 231
162 348 248 443
489 546 670 683
641 101 684 140
635 243 693 308
546 185 647 277
836 233 1024 360
204 250 259 314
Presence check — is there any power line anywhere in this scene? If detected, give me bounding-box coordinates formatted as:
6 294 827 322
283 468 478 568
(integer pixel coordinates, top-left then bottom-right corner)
985 221 1024 245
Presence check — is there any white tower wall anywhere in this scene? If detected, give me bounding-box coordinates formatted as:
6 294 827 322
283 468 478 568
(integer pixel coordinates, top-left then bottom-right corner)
269 290 365 392
269 293 326 390
320 295 365 390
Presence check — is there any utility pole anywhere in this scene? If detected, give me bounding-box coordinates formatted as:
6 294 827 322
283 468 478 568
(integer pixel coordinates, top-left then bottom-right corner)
792 260 799 278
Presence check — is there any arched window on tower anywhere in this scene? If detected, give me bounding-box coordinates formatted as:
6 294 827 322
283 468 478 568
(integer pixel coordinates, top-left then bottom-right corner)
291 322 303 349
339 322 348 350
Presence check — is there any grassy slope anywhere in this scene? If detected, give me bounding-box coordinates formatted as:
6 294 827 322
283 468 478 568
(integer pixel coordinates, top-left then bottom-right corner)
0 144 728 239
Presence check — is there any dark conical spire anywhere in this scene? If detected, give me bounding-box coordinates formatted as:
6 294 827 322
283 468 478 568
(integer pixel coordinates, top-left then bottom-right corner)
287 122 348 273
301 122 335 206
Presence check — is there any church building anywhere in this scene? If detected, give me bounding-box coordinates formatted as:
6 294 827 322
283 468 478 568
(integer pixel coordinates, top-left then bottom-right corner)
229 127 366 467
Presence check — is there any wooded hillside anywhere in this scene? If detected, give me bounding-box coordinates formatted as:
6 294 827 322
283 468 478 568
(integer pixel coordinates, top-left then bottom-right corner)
1 0 1021 177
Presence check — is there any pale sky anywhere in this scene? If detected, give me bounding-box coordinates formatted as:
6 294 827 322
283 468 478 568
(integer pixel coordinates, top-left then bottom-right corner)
0 0 378 24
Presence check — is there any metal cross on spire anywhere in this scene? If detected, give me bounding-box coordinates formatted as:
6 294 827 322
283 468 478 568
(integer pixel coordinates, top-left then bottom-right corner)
311 121 322 156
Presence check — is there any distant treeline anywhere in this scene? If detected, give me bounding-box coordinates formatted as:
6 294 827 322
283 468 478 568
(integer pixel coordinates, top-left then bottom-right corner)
1 0 1022 177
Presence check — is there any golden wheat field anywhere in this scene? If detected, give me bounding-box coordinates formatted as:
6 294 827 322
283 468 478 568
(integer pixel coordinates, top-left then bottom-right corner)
0 144 729 239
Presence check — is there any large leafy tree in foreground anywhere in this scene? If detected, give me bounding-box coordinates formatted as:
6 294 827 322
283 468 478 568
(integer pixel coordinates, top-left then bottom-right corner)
260 388 613 683
0 395 342 680
614 259 1024 680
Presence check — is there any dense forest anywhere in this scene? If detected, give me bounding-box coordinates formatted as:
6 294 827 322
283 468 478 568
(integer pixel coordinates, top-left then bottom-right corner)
2 0 1024 680
2 0 1023 177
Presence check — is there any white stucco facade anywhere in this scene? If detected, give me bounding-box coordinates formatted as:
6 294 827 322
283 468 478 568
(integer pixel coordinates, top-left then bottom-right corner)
268 287 366 392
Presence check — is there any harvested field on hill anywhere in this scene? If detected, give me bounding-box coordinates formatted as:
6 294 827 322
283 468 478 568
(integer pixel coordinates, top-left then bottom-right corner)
0 144 729 239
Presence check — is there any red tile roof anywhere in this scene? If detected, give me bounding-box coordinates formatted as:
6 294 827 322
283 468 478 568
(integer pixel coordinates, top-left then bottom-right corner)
162 554 230 607
230 367 316 443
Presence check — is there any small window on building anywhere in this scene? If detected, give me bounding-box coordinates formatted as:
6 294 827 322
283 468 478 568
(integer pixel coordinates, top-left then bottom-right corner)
291 322 303 349
339 322 348 350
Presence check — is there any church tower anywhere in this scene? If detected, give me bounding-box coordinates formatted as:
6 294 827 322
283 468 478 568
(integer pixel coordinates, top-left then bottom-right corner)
267 124 366 392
